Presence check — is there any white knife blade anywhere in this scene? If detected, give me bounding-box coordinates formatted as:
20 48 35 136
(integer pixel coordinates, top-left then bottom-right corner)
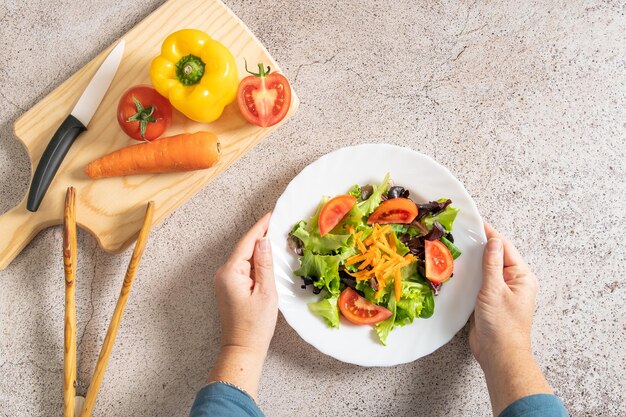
71 40 125 126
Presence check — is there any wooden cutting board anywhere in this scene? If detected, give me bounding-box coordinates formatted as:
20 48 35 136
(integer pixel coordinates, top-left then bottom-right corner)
0 0 299 270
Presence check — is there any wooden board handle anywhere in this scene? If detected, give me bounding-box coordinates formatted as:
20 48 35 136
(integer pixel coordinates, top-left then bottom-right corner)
0 200 50 270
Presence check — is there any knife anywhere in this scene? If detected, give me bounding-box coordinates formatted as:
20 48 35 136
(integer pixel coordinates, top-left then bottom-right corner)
26 40 125 212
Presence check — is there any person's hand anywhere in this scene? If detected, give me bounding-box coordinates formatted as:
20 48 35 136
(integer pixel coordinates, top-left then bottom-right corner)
214 212 277 354
208 213 277 400
469 222 552 416
469 222 538 365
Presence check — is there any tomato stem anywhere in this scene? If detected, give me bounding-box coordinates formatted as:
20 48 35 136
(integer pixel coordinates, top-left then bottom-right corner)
127 96 157 141
244 59 271 78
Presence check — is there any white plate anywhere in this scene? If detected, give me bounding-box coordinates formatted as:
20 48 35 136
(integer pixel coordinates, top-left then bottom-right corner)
267 144 486 366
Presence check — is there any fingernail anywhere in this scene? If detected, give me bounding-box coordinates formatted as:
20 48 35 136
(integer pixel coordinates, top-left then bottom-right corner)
258 237 271 253
487 238 502 253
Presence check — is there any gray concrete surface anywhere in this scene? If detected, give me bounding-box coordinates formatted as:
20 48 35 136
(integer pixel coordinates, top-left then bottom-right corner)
1 0 625 416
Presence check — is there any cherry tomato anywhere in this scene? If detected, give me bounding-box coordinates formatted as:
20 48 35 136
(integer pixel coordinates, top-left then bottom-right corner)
117 85 172 141
237 62 292 127
425 240 454 283
318 195 356 236
367 198 418 224
338 288 393 325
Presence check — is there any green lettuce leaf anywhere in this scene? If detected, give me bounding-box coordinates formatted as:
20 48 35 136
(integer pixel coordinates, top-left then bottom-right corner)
423 200 459 232
355 279 377 301
291 220 307 233
390 224 422 238
400 262 419 281
294 250 342 296
348 184 361 199
375 295 396 345
420 290 435 318
308 295 340 328
391 230 410 256
338 245 358 262
440 235 461 259
408 265 431 285
292 221 351 255
395 280 433 325
358 173 391 216
332 203 365 234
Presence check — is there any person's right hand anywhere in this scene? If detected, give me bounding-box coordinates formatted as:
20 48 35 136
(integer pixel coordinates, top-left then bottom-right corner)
214 212 277 356
207 213 277 400
469 222 553 416
469 222 538 366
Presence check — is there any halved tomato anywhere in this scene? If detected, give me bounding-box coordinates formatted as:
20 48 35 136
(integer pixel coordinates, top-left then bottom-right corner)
425 240 454 283
318 195 356 236
367 198 418 224
237 63 292 127
338 288 393 325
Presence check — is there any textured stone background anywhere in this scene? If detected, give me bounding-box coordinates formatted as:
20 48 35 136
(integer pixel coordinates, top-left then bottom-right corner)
1 0 625 416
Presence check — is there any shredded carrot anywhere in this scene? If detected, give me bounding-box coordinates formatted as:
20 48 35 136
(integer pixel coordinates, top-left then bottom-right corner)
356 238 367 253
346 253 368 265
394 268 402 301
347 224 416 299
358 257 373 270
375 242 399 258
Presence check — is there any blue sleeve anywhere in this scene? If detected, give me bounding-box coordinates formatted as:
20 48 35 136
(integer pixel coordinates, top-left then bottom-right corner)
498 394 569 417
189 382 265 417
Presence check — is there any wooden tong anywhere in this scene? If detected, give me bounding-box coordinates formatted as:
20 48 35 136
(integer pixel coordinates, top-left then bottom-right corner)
63 187 78 417
63 187 155 417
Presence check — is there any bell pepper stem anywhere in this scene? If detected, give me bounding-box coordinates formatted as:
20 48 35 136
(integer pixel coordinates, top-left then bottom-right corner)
176 54 206 86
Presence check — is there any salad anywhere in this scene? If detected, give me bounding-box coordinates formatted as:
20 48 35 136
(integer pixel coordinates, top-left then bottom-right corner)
287 173 462 345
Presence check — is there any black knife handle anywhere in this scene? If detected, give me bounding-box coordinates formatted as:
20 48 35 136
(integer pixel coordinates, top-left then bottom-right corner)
26 114 86 212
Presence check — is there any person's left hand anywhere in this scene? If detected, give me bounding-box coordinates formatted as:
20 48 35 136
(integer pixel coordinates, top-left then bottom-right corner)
214 213 277 357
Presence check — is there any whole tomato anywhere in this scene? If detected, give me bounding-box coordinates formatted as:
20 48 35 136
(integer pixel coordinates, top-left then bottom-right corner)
117 85 172 141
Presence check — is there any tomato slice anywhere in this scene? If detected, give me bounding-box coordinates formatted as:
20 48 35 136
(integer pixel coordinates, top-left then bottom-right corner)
367 198 418 224
237 63 292 127
425 240 454 283
338 288 393 325
117 85 172 141
318 195 356 236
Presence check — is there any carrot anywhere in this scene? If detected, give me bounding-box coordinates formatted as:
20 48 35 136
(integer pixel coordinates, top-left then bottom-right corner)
85 131 220 179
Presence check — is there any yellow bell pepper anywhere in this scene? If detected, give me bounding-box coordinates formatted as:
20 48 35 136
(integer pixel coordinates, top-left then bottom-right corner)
150 29 238 123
